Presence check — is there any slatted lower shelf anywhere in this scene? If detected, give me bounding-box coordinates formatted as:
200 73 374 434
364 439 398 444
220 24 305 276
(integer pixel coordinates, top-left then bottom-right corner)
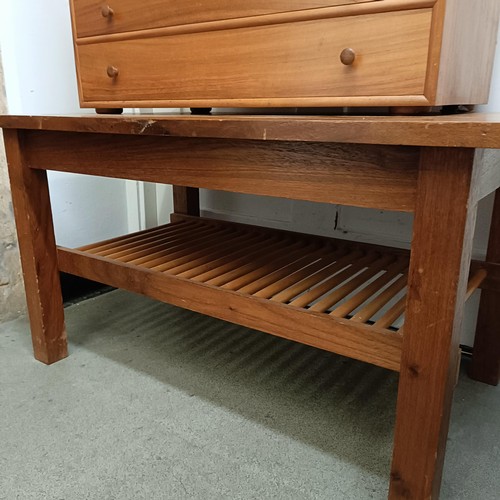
57 216 486 372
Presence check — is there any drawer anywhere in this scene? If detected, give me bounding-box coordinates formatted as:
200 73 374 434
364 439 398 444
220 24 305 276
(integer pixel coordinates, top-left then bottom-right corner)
72 0 378 38
77 9 431 106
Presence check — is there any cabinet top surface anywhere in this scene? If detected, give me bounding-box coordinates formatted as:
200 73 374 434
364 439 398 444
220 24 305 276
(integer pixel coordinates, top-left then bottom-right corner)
2 112 500 148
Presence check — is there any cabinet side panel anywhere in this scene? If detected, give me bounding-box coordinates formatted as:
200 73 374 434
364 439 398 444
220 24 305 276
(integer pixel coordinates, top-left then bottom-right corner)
435 0 500 105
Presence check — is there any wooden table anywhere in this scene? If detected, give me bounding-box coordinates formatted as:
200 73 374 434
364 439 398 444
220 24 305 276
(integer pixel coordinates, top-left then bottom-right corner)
2 113 500 499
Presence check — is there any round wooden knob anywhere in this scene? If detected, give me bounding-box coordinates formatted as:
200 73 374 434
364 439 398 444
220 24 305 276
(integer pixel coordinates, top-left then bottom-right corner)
101 5 114 18
340 48 356 66
106 65 119 78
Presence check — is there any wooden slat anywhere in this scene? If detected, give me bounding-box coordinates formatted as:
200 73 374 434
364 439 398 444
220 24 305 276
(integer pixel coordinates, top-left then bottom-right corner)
127 226 238 266
79 220 189 252
178 234 295 280
172 213 414 264
288 251 380 308
102 223 214 259
158 231 275 274
250 248 348 302
94 220 203 255
240 247 344 296
373 295 406 329
465 268 487 300
220 242 318 290
351 273 408 323
127 227 245 268
198 238 310 285
190 243 310 284
270 249 364 303
309 254 396 313
107 224 236 262
331 258 409 317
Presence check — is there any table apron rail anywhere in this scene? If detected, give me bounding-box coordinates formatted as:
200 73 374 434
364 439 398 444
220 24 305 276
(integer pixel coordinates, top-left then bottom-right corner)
21 130 420 212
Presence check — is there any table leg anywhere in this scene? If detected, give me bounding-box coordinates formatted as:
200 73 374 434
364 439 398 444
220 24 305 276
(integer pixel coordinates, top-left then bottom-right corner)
172 186 200 216
389 147 478 499
3 129 67 364
469 189 500 386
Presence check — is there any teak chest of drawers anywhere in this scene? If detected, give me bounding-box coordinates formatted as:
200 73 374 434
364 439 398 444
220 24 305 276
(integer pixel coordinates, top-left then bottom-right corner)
1 113 500 499
69 0 500 110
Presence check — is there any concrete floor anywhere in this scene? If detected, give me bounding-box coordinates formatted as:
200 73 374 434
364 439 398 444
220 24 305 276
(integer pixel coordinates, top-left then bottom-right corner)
0 290 498 500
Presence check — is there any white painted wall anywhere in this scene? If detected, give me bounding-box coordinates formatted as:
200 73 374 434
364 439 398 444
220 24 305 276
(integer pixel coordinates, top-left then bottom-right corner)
0 0 130 247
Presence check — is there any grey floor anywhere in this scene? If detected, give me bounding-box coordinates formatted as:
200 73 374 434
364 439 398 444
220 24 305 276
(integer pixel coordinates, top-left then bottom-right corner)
0 290 498 500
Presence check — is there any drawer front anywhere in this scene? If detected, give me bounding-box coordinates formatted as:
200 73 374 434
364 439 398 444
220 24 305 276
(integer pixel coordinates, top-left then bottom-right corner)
72 0 378 38
77 9 431 105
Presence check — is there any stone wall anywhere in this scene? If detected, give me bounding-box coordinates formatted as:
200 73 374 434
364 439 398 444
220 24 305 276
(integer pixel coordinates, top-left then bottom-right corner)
0 50 26 321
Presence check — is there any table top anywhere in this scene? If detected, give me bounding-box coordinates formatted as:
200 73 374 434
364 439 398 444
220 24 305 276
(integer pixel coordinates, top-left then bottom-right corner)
2 112 500 148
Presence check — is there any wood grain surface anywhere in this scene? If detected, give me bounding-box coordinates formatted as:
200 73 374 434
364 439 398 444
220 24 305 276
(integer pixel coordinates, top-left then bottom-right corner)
21 130 420 211
72 0 377 38
470 189 500 385
434 0 500 105
57 245 404 371
3 113 500 148
77 10 430 103
389 147 479 498
172 186 200 217
2 129 68 364
69 0 499 108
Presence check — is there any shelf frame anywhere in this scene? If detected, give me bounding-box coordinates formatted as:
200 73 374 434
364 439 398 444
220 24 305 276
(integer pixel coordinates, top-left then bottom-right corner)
57 215 486 373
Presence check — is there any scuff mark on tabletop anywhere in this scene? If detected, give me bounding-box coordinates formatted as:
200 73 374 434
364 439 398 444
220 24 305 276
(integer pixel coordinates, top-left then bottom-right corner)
138 119 156 134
